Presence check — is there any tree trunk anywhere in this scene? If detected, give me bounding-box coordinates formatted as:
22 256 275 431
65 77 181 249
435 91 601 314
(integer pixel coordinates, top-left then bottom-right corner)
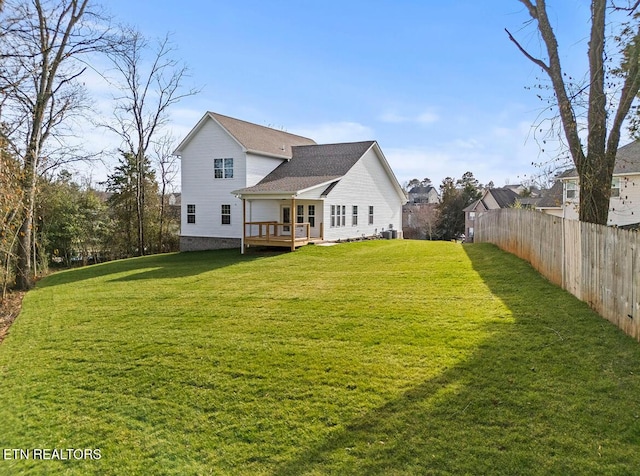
136 152 145 256
579 150 616 225
15 172 36 290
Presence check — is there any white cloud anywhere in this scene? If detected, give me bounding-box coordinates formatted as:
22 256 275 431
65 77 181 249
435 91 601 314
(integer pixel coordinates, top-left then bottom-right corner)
378 111 408 123
378 109 440 125
384 119 548 188
416 111 440 125
291 121 374 144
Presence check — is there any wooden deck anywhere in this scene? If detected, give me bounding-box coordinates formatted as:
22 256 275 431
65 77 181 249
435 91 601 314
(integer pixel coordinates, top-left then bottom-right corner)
244 221 319 251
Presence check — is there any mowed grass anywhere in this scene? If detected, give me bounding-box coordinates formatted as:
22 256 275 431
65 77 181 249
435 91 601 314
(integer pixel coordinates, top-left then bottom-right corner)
1 240 640 475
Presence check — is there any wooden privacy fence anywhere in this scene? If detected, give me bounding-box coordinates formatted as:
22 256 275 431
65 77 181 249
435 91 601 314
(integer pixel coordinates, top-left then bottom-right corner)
475 208 640 341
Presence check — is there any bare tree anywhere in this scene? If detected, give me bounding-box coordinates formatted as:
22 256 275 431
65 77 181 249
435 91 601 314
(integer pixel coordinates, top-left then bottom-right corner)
0 0 118 289
151 133 179 252
507 0 640 224
104 29 198 256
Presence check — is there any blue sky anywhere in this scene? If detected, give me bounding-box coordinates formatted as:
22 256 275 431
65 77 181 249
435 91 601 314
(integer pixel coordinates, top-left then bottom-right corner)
91 0 601 189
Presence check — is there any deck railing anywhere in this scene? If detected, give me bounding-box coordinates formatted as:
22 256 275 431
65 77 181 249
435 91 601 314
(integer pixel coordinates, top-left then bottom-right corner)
244 221 311 249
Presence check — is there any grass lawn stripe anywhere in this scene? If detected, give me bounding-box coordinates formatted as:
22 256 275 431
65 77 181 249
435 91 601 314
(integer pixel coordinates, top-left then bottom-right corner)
0 240 639 474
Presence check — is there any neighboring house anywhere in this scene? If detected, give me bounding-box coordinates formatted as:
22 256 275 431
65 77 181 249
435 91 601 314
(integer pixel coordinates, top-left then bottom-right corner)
407 185 439 204
463 187 520 242
556 140 640 227
504 183 541 198
402 203 438 240
175 112 407 252
535 181 564 217
166 192 181 222
402 184 439 239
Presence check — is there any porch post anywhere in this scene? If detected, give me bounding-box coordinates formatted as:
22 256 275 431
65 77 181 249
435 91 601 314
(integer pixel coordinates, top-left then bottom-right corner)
241 198 246 254
291 196 296 251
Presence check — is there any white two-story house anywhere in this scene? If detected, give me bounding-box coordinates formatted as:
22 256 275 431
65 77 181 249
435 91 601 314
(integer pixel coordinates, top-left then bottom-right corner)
556 140 640 227
175 112 407 251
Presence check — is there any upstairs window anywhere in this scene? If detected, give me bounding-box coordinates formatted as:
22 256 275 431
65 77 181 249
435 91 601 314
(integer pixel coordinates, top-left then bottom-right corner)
611 177 620 198
214 158 234 179
187 204 196 224
565 180 578 200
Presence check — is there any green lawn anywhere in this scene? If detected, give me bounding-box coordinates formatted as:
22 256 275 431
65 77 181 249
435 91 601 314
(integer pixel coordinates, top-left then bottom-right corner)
1 240 640 475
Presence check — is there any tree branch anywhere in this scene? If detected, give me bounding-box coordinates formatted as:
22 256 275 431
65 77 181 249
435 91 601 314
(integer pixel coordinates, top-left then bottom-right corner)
505 28 550 72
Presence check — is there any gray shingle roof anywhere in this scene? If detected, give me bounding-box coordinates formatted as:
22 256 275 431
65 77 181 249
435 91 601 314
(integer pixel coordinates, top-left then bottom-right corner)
489 188 520 208
210 112 316 158
234 141 375 194
409 185 436 194
559 140 640 179
611 140 640 174
537 181 564 208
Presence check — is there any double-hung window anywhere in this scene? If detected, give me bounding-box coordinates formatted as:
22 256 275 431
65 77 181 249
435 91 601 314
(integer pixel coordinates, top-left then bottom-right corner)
187 204 196 224
297 205 305 224
331 205 346 227
214 158 233 179
565 180 578 200
611 177 620 198
352 206 358 226
221 204 231 225
368 206 374 225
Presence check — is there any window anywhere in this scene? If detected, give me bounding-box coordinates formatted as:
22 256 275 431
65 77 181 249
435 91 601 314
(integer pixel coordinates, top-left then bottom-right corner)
308 205 315 227
611 177 620 198
214 158 234 179
297 205 305 224
352 205 358 226
282 206 291 232
331 205 346 227
368 206 374 225
469 211 476 221
187 204 196 224
566 180 578 200
221 204 231 225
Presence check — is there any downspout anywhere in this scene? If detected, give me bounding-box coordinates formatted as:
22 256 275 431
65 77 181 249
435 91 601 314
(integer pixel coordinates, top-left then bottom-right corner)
291 196 296 251
241 198 246 254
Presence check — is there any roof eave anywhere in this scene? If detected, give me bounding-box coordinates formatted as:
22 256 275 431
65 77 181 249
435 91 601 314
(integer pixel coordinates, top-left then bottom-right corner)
173 112 248 156
245 148 291 160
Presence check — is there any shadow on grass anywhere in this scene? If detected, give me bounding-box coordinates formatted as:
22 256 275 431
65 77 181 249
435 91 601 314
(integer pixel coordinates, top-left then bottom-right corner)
273 243 640 475
36 248 284 288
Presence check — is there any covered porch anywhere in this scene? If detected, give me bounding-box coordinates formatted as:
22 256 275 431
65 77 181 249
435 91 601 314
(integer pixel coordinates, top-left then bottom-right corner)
239 196 324 252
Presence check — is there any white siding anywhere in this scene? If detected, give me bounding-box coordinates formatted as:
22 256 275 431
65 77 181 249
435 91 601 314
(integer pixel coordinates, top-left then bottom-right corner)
246 153 284 187
245 199 280 223
608 174 640 226
561 174 640 225
297 186 331 200
180 118 245 238
540 208 564 218
322 147 403 241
